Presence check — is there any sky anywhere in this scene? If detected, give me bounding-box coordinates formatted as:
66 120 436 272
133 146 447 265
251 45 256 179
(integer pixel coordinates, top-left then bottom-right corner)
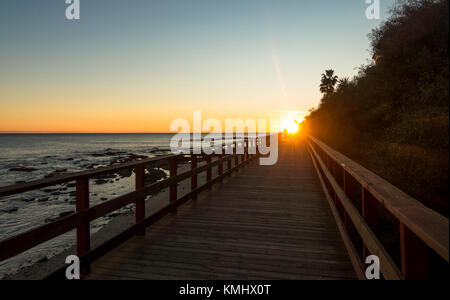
0 0 395 133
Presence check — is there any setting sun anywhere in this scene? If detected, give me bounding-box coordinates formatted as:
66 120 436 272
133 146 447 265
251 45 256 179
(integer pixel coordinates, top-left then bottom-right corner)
280 117 300 134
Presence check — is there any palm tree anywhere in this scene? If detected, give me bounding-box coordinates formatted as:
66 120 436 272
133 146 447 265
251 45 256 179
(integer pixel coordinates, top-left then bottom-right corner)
319 69 338 96
336 77 351 92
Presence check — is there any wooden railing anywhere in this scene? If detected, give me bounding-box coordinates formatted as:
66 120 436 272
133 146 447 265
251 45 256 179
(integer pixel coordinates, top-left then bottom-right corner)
306 135 449 280
0 135 268 279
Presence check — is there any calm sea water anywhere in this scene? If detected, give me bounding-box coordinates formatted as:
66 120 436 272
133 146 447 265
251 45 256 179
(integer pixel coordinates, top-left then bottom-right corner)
0 133 177 278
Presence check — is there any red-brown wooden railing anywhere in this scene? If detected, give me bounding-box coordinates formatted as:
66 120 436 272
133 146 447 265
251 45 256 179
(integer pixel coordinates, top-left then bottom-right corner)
307 135 449 280
0 135 270 279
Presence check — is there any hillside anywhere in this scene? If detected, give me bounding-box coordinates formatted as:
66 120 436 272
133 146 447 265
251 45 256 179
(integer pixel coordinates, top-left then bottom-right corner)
305 0 449 217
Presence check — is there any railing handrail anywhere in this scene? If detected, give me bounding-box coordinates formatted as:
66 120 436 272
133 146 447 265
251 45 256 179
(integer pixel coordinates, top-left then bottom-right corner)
0 154 179 198
308 135 449 263
0 135 263 198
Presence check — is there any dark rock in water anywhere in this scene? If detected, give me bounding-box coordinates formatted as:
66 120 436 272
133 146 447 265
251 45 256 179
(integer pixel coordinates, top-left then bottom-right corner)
91 150 127 157
59 211 74 218
65 158 74 161
91 153 106 157
37 256 48 263
2 207 18 213
95 179 109 185
116 168 133 178
93 173 116 180
100 197 108 201
128 154 148 160
150 148 171 154
154 160 170 170
83 163 101 169
145 168 168 185
37 197 49 202
45 210 75 223
51 191 62 196
107 212 121 218
109 153 148 166
45 217 57 223
44 169 67 178
9 167 37 172
105 151 127 156
21 197 34 202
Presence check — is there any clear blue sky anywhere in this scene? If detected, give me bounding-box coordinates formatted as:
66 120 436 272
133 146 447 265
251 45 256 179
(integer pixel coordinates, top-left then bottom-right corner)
0 0 396 132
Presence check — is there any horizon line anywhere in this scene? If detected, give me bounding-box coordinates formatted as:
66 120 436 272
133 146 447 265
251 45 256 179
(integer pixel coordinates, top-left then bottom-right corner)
0 131 279 134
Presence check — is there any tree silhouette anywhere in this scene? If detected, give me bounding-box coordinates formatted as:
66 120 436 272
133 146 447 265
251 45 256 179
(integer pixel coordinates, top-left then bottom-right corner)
319 69 338 96
336 77 351 93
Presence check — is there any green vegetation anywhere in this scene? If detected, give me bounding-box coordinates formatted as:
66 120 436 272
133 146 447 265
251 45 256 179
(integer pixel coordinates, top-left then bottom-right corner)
305 0 449 216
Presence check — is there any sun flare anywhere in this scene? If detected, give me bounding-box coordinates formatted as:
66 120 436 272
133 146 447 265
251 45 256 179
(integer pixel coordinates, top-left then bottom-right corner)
280 117 300 134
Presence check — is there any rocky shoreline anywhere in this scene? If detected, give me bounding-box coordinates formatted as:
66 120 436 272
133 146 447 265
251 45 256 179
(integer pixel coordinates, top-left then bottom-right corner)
2 147 192 216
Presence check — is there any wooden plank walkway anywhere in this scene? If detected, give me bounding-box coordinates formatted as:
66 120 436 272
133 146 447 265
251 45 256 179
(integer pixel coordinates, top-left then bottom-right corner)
87 140 356 280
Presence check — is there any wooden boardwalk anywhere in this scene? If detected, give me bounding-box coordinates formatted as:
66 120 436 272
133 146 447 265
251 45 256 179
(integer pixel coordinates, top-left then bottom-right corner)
86 140 356 280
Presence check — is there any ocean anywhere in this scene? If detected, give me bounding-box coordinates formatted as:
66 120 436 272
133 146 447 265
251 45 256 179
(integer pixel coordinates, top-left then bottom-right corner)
0 133 179 278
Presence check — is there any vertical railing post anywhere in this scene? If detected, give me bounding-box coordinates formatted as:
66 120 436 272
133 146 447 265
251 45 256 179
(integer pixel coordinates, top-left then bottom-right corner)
76 178 90 273
362 188 379 260
257 136 261 162
170 157 178 213
218 154 223 181
343 170 359 250
227 149 232 176
254 137 258 162
235 140 239 171
333 160 337 180
244 139 248 165
191 155 198 200
206 155 212 189
135 164 146 236
248 138 251 163
400 223 430 279
250 138 255 163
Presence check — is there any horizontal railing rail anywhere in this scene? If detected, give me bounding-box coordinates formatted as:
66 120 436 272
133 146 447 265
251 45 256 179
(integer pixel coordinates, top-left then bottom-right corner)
0 154 177 198
0 134 271 278
0 135 262 197
306 135 449 280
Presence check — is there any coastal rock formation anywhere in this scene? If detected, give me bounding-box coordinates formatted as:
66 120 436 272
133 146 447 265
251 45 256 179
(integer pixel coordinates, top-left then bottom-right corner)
9 167 37 172
145 168 168 185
